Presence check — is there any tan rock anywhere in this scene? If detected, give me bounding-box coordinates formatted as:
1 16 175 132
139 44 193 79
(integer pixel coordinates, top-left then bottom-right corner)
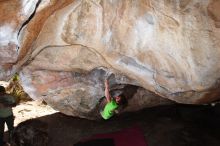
0 0 39 79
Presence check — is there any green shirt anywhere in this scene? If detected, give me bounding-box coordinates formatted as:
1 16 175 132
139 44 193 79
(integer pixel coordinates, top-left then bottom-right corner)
101 100 118 120
0 94 15 118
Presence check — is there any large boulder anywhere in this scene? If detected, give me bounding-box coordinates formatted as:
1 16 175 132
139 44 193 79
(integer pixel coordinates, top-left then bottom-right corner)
1 0 220 119
0 0 39 79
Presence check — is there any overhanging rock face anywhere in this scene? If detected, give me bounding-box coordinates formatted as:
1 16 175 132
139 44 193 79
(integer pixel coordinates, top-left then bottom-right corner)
1 0 220 119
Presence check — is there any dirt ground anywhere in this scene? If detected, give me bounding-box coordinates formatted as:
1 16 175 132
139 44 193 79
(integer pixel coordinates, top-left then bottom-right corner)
4 101 220 146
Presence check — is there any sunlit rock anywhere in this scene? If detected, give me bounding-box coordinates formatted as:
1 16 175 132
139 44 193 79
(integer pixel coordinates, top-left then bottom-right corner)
0 0 39 79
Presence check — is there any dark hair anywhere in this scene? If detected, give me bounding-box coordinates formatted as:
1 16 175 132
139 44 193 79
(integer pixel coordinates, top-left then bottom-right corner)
0 86 6 93
117 94 128 106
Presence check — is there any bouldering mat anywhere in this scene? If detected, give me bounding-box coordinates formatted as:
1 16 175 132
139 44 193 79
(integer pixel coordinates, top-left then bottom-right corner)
74 126 147 146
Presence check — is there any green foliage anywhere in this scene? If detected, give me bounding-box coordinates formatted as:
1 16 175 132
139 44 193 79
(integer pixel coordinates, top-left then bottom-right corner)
6 74 32 103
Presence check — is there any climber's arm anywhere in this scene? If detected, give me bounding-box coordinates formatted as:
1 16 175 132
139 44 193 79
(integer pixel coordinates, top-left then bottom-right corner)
104 79 111 103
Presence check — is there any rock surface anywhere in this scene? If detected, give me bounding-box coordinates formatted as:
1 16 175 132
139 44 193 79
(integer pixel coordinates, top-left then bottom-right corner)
1 0 220 119
0 0 39 79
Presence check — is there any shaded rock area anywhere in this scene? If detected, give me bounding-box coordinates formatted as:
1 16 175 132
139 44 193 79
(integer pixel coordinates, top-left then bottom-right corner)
11 119 49 146
6 102 220 146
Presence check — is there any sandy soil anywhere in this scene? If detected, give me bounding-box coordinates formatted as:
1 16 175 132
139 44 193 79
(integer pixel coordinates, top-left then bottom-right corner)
13 100 58 127
4 101 220 146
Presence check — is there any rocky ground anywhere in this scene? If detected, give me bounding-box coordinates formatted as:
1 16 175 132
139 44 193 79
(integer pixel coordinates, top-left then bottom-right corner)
4 101 220 146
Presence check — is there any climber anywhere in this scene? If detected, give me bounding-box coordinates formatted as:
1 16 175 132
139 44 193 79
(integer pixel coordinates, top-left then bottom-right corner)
100 79 128 120
0 85 16 146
